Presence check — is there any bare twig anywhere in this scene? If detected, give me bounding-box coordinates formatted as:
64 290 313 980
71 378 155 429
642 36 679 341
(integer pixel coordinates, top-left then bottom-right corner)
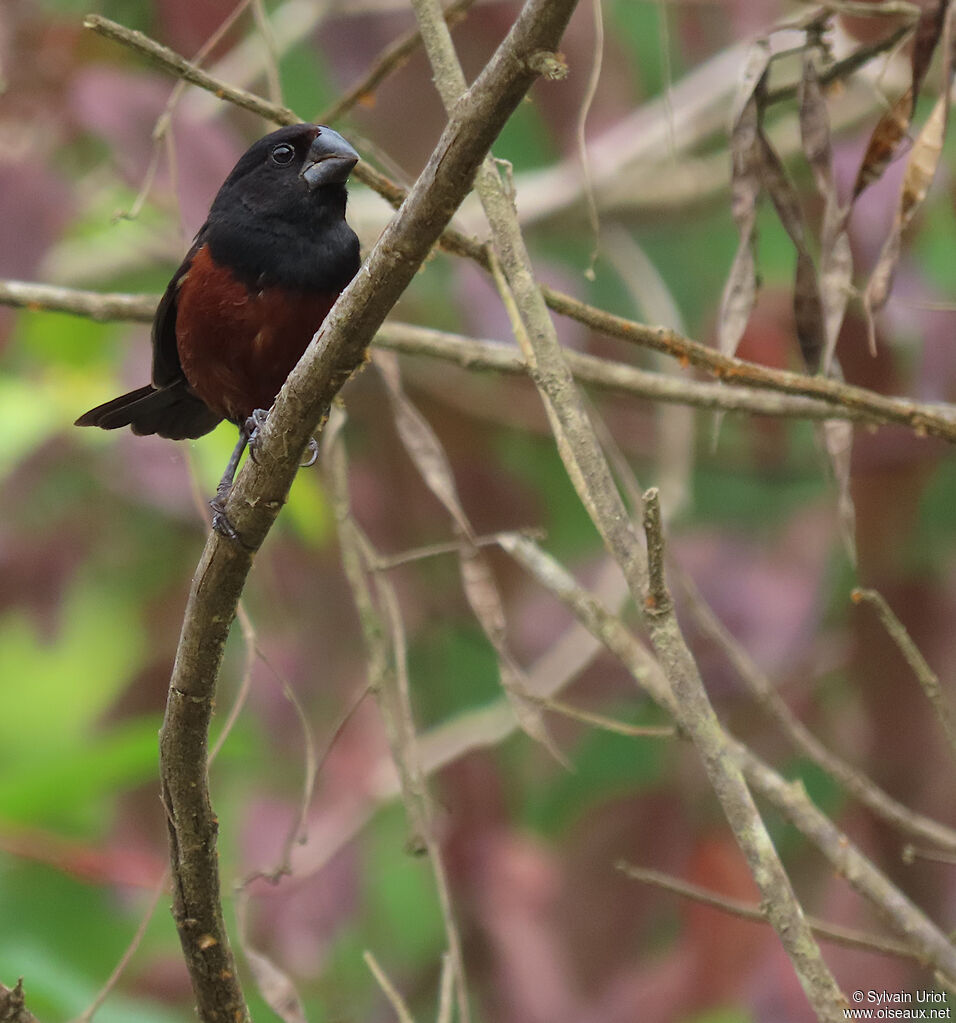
325 408 470 1020
0 279 155 321
83 15 299 125
639 492 846 1017
853 588 956 767
120 0 255 223
364 950 418 1023
528 694 675 739
498 533 956 984
2 273 919 426
575 0 604 276
616 861 935 964
72 878 167 1023
142 2 580 1018
679 569 956 853
318 0 478 124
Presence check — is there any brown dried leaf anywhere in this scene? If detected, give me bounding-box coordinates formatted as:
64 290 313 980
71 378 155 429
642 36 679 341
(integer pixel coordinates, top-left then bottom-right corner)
717 40 771 357
793 251 825 373
799 49 835 197
819 417 857 568
459 545 569 768
244 946 309 1023
800 50 853 372
375 351 565 763
911 0 949 102
757 133 825 372
862 91 948 351
819 214 853 373
899 89 948 226
376 350 472 537
863 228 901 354
851 87 913 201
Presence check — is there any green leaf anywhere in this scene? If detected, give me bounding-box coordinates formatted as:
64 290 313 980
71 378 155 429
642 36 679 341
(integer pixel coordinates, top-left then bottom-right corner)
0 717 160 826
0 578 145 754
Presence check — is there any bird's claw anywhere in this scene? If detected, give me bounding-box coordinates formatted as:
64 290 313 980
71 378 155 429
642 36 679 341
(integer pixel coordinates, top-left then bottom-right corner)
245 408 270 466
300 437 319 468
209 495 240 540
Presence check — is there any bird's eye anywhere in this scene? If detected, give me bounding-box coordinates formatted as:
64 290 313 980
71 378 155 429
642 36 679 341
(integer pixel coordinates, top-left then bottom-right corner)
271 143 295 166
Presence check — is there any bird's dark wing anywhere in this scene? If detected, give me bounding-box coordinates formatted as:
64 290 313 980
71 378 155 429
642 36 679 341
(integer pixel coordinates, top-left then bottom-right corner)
151 233 206 388
74 380 222 439
74 230 222 440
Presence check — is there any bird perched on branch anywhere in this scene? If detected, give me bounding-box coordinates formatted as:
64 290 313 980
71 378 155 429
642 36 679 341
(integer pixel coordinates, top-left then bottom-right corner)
76 123 361 532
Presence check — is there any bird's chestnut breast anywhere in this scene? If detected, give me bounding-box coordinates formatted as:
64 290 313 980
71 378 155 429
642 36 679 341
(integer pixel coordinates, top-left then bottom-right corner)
174 244 338 423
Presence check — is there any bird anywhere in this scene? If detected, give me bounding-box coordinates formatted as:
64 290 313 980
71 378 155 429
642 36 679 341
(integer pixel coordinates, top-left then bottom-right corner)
75 123 362 533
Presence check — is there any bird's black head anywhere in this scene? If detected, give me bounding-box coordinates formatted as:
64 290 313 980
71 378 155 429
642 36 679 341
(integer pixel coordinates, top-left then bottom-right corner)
205 124 361 292
210 124 359 225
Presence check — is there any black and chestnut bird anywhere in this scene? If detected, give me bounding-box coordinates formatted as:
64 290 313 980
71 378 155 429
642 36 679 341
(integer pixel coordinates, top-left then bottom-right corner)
76 123 361 528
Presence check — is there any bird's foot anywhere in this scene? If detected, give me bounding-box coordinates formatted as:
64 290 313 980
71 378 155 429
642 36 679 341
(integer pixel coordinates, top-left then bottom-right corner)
209 492 240 540
244 408 270 465
300 437 319 468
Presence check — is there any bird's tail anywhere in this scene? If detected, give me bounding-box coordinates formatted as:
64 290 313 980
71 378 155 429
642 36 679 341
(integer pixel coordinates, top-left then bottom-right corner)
75 382 222 441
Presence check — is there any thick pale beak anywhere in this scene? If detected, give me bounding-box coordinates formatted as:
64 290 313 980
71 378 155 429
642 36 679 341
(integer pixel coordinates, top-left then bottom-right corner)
301 127 359 190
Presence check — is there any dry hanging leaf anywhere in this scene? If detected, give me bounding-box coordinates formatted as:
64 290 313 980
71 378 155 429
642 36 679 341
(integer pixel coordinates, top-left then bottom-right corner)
819 213 853 372
899 89 948 224
375 351 565 764
756 132 826 372
375 350 473 538
244 945 309 1023
717 40 771 357
799 49 853 373
237 895 309 1023
911 0 949 102
851 87 913 201
862 90 949 351
819 417 858 568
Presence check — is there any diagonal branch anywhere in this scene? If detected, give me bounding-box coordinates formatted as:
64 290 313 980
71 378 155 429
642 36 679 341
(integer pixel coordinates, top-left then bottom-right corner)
411 0 847 1013
150 1 581 1018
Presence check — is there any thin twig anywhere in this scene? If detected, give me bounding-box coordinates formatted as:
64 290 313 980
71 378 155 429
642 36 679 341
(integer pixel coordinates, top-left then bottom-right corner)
497 532 956 984
120 0 254 222
325 408 471 1021
616 861 935 964
765 22 913 105
318 0 478 124
4 273 933 426
575 0 604 277
678 568 956 853
0 279 156 321
638 492 846 1017
853 588 956 767
364 950 418 1023
83 15 299 124
250 0 282 105
71 878 167 1023
528 694 675 739
237 648 318 884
